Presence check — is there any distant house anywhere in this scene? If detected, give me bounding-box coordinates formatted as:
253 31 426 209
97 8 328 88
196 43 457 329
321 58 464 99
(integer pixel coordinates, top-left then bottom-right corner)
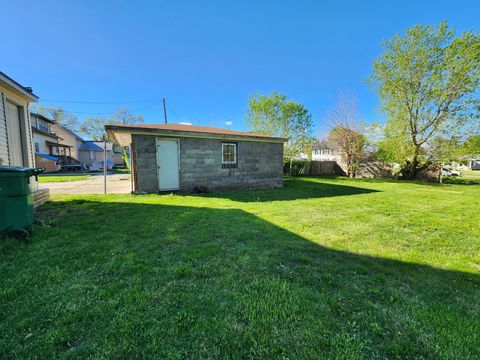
78 141 114 170
32 116 117 171
312 140 343 162
0 71 38 167
106 124 287 193
30 113 63 172
50 122 84 164
113 146 126 166
469 158 480 170
31 113 60 154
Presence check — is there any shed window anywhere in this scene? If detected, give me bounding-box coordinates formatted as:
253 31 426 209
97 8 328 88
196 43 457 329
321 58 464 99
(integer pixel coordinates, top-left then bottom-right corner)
222 143 237 168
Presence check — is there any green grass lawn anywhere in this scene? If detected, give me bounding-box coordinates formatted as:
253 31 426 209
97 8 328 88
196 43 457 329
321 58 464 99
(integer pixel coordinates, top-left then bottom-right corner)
462 169 480 179
109 167 130 174
38 174 91 183
1 177 479 358
444 169 480 185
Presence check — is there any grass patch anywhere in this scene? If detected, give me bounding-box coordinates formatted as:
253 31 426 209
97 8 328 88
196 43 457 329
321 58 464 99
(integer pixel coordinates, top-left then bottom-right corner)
109 168 130 174
1 177 479 358
462 169 480 179
443 170 480 185
38 174 91 182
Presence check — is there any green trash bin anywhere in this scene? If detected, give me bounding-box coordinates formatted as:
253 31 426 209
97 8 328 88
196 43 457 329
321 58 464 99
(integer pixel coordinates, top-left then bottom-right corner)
0 166 45 234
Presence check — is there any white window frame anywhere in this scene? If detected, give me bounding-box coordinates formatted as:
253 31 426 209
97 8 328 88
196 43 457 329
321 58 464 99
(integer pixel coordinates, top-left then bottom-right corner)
38 119 49 133
222 142 237 167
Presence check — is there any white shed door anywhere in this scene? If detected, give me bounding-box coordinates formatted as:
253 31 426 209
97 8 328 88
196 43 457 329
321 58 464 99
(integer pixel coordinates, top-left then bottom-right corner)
156 139 179 190
5 101 24 166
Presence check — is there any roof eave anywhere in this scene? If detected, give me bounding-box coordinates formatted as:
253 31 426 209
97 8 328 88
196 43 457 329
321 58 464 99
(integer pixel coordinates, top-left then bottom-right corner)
0 72 39 102
32 127 60 139
31 112 55 123
105 125 289 144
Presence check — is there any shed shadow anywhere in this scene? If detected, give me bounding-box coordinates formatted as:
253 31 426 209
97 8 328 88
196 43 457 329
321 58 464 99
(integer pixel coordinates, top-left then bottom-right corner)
1 199 478 358
186 178 380 202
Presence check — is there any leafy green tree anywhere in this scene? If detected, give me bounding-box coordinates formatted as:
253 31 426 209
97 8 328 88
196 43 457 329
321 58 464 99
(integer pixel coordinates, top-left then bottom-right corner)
80 108 144 141
376 118 415 164
80 117 111 141
33 105 80 131
369 22 480 178
460 135 480 156
246 92 313 158
114 107 144 126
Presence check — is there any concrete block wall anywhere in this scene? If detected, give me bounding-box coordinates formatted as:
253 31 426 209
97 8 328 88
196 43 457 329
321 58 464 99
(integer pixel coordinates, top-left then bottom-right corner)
133 134 284 192
134 135 158 192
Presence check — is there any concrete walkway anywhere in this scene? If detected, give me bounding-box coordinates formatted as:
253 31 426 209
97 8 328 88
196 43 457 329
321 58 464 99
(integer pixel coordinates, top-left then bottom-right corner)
42 174 132 195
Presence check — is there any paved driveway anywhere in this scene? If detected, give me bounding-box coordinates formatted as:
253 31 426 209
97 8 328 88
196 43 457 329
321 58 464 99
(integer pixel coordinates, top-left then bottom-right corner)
42 174 132 194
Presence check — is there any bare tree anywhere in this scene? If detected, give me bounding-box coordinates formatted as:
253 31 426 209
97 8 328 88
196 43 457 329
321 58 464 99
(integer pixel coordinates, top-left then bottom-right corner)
326 95 366 178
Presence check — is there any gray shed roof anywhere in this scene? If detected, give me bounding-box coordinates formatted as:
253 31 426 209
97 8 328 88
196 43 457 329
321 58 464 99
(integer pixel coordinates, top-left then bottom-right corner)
79 141 113 151
312 140 334 150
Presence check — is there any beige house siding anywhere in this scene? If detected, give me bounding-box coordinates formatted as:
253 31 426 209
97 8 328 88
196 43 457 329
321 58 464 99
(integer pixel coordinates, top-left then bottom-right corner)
0 86 36 167
50 123 83 160
24 104 35 167
0 92 8 165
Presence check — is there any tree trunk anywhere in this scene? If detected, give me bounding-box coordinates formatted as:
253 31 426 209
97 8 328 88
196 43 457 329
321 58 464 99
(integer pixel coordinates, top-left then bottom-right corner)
405 147 421 180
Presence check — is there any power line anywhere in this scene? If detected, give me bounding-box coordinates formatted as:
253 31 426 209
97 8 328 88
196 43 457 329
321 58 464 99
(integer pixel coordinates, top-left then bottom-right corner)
40 98 161 105
166 102 182 122
36 100 163 116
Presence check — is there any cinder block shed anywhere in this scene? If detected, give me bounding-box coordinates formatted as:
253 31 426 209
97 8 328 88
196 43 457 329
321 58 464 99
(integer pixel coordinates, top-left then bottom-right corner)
105 124 287 193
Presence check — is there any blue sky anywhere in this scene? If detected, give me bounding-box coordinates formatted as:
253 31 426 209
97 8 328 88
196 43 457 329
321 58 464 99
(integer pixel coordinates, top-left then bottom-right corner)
1 0 479 138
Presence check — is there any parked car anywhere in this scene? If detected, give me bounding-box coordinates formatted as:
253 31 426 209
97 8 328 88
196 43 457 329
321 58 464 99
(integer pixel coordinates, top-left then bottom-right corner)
442 167 460 177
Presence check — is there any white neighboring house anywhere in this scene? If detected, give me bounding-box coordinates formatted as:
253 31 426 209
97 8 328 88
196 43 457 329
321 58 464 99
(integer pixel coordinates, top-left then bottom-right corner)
31 112 62 172
312 140 343 162
31 113 60 155
0 71 38 167
292 152 309 160
469 158 480 170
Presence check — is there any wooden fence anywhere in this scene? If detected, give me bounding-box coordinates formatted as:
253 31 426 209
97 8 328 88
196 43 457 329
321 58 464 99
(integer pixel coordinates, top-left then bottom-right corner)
283 160 346 176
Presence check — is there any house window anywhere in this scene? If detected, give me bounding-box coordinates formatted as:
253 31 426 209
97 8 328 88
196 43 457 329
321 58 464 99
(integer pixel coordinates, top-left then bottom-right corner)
38 120 49 133
222 142 237 168
89 151 95 161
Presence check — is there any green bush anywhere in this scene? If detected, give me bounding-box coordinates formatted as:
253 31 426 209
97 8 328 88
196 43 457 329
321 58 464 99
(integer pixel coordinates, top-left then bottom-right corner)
443 176 480 185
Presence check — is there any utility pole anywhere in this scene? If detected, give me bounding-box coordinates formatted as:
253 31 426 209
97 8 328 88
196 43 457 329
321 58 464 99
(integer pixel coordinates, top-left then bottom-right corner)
163 98 168 124
103 140 107 194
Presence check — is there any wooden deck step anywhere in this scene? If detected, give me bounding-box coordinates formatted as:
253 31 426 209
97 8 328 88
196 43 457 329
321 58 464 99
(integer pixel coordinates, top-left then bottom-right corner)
34 188 50 208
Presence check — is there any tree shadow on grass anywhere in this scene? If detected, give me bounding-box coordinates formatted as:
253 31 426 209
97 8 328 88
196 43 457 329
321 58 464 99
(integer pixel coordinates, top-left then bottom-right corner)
1 200 478 359
187 178 380 202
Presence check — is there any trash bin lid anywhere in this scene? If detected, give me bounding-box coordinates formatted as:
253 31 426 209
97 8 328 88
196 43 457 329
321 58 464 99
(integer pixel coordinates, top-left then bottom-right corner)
0 166 32 173
0 166 45 176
